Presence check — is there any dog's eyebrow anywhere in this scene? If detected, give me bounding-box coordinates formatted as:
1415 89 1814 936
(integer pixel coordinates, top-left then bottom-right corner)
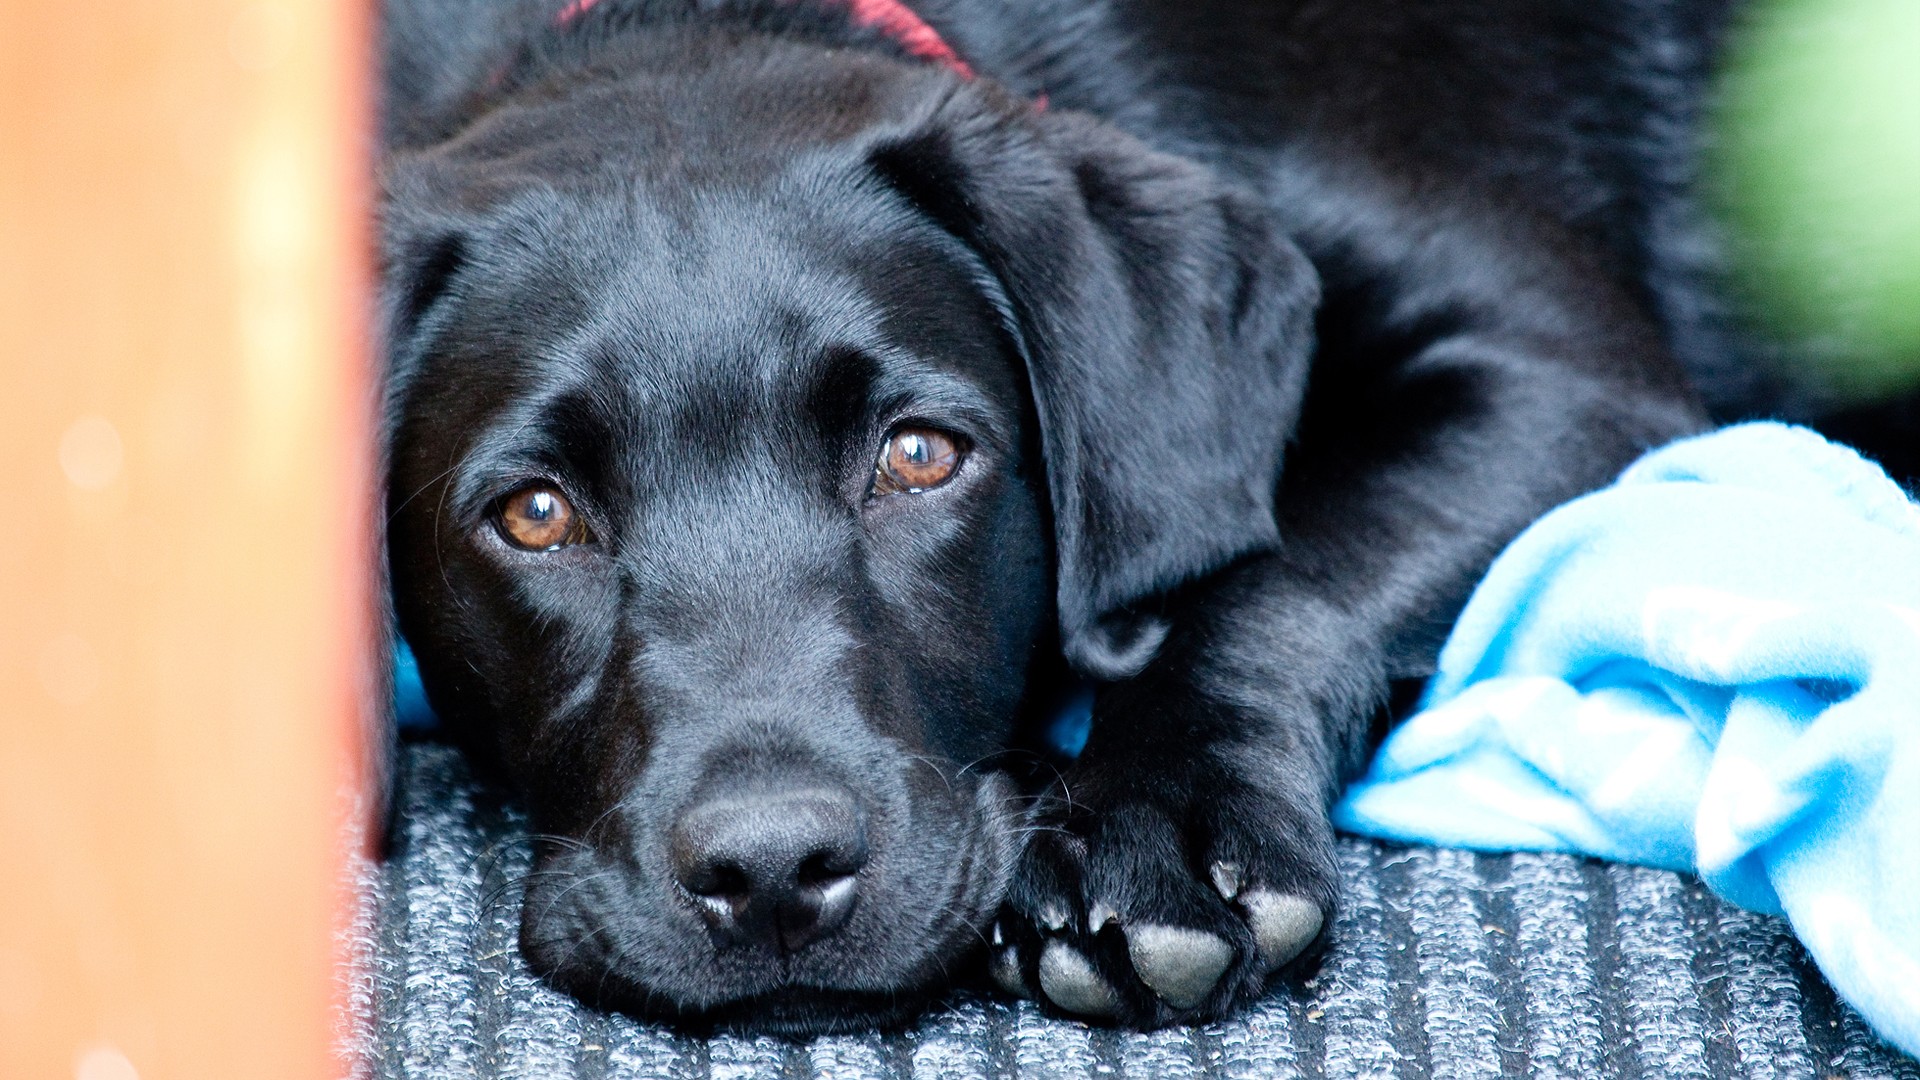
808 346 1008 443
868 359 1009 440
444 382 609 516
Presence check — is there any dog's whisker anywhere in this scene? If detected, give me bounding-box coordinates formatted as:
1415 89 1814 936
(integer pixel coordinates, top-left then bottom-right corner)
479 868 580 915
904 752 958 794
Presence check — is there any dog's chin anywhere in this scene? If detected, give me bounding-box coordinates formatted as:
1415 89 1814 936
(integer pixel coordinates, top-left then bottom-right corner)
680 982 956 1038
540 935 984 1039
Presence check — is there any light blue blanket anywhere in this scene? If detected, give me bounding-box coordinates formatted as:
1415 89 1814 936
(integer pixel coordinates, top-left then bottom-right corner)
1335 423 1920 1057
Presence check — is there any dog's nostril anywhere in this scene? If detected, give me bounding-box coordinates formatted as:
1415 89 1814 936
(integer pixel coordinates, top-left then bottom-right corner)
684 861 750 899
669 785 868 953
683 862 753 926
797 849 860 887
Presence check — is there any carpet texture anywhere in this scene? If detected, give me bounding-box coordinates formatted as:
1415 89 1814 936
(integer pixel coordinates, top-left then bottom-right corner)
346 743 1920 1079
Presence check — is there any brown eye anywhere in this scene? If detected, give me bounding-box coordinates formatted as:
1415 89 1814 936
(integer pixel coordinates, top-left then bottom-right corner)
497 485 589 551
874 427 963 495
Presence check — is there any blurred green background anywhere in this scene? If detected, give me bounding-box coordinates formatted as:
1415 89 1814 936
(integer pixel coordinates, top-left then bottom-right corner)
1711 0 1920 405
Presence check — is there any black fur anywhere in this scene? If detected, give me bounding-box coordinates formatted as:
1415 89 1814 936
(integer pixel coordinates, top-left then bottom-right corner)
379 0 1721 1035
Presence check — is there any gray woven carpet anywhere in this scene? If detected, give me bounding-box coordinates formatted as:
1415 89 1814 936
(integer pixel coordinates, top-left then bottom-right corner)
346 743 1919 1079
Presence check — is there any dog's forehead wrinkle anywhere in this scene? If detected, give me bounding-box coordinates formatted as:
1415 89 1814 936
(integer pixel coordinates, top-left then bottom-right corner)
581 221 889 379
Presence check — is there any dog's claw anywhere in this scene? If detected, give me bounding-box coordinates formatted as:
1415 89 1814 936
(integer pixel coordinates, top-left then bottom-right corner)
1243 891 1322 970
1087 900 1117 933
1125 924 1234 1009
1038 941 1120 1018
1038 902 1070 933
991 946 1029 999
1209 860 1245 900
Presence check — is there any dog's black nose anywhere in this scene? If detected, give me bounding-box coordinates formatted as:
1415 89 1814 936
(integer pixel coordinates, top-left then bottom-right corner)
669 785 868 952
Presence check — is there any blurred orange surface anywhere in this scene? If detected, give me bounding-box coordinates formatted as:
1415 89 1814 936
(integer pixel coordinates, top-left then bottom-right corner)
0 2 374 1077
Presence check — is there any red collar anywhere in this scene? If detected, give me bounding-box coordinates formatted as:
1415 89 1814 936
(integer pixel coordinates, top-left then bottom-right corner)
555 0 975 80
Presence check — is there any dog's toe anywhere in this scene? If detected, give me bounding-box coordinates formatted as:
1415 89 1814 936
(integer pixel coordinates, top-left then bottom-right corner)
1038 941 1121 1018
990 945 1029 998
1243 890 1323 970
1125 923 1234 1009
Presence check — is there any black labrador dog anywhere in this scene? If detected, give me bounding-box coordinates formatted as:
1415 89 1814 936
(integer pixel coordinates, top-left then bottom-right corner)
379 0 1731 1035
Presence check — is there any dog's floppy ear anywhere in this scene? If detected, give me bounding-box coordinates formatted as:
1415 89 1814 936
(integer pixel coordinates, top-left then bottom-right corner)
378 162 482 380
869 101 1319 678
365 162 487 852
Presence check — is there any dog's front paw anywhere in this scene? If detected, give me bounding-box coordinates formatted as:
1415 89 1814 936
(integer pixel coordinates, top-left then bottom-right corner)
989 763 1336 1026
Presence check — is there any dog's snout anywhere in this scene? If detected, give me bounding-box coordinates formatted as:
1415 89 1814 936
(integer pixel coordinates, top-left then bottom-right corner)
670 786 869 953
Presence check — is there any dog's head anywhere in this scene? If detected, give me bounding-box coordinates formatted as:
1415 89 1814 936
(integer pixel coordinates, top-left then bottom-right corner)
381 23 1316 1034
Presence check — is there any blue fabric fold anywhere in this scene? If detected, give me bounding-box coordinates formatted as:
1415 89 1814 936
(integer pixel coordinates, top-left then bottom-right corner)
1335 422 1920 1057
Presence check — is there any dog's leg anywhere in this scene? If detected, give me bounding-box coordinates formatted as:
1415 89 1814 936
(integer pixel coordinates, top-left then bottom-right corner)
994 209 1708 1026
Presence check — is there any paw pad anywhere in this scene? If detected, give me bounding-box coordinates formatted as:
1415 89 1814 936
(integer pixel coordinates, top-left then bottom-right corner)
1124 924 1234 1009
1038 941 1120 1018
1243 891 1322 969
